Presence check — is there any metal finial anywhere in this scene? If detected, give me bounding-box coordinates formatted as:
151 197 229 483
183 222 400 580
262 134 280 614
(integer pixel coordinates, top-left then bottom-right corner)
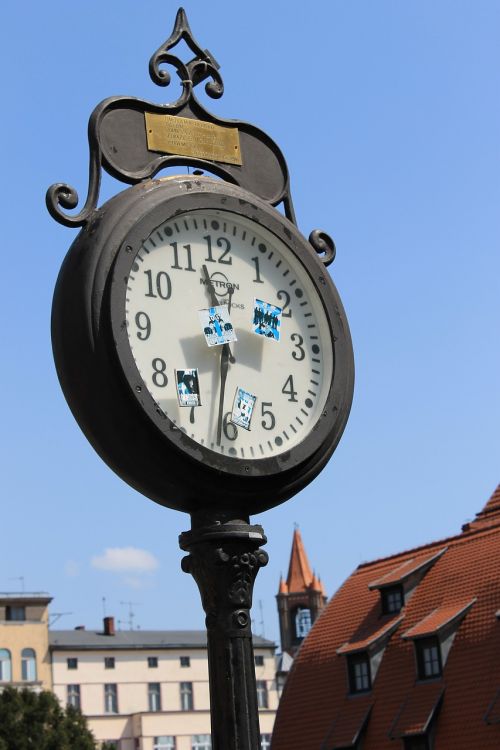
149 7 223 101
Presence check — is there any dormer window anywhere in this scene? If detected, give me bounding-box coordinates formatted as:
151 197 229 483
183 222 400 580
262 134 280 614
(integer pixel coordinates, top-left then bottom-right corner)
402 599 476 683
416 636 442 679
382 585 404 614
348 653 371 693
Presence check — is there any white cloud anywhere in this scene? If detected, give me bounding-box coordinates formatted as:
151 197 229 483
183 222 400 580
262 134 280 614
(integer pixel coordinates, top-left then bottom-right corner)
91 547 159 573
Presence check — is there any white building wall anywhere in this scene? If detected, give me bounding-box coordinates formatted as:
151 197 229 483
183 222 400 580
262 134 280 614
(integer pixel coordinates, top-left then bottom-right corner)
51 644 277 748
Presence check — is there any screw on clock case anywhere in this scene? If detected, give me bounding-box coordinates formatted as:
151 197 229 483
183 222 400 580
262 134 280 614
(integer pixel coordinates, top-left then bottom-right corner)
51 176 354 516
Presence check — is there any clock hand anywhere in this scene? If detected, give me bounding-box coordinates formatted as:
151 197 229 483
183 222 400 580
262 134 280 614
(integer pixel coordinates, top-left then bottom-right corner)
201 265 235 364
216 343 230 446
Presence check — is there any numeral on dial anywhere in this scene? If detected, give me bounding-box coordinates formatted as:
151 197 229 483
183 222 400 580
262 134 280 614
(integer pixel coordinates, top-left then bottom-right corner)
151 358 168 387
291 333 305 361
282 374 298 402
277 290 292 317
251 256 264 283
135 312 151 340
170 242 195 272
203 235 232 264
145 270 172 300
261 402 276 430
223 411 238 441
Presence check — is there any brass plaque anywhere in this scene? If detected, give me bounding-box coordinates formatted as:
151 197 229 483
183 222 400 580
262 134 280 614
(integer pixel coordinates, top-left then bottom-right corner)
145 113 242 166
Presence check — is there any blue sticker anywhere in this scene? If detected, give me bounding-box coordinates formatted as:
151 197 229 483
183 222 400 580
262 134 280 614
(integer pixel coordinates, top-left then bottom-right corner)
252 298 282 342
231 387 257 431
198 305 237 347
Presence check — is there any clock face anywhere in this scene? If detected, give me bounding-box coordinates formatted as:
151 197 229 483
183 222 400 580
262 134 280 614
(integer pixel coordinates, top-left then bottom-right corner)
123 208 334 461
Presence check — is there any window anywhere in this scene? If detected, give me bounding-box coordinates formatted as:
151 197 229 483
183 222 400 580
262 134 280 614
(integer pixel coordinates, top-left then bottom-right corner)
180 656 190 667
180 681 193 711
261 734 272 750
6 606 25 621
416 637 442 679
382 585 404 614
348 653 371 693
67 684 81 710
191 736 211 750
148 656 158 668
104 683 118 713
67 657 78 670
103 742 119 750
148 682 162 712
21 648 37 681
154 738 175 750
0 649 12 682
104 657 115 669
294 607 312 638
404 736 430 750
256 680 268 709
254 655 264 666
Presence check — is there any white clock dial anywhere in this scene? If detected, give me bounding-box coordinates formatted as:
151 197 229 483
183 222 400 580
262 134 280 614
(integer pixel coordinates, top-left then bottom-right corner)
125 209 333 459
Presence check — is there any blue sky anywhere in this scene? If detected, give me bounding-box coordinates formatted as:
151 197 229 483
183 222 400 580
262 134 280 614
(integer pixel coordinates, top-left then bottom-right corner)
1 2 499 646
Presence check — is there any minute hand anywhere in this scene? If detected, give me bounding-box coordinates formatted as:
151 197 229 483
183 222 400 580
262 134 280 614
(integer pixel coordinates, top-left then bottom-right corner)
216 343 230 446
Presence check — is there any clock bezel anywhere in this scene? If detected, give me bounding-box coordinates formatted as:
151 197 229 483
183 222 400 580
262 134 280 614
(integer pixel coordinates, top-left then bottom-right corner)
109 178 351 480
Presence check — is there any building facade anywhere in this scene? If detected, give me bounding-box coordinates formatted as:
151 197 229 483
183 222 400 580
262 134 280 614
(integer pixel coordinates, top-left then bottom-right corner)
272 485 500 750
0 592 53 691
50 617 278 750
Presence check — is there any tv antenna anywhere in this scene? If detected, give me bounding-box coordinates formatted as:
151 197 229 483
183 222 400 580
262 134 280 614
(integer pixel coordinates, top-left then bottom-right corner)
120 600 140 630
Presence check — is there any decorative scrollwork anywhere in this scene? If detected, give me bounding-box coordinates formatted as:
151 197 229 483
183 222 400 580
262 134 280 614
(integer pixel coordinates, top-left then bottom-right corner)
309 229 337 267
46 129 102 228
149 7 224 106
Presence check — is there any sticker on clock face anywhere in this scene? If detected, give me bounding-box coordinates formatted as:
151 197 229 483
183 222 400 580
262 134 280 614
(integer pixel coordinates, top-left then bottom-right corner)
175 368 201 407
198 305 237 347
231 387 257 431
252 299 282 342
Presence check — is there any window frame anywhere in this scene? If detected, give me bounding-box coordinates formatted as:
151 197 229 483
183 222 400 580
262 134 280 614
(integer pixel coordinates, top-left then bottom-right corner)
6 606 26 621
347 652 372 694
67 684 81 710
148 682 162 712
180 655 191 668
0 649 12 682
256 679 269 709
154 737 176 750
104 656 115 670
191 735 211 750
381 584 404 614
148 656 159 668
67 657 78 670
180 681 194 711
416 636 442 680
254 655 264 667
293 606 312 639
21 648 37 681
104 683 119 714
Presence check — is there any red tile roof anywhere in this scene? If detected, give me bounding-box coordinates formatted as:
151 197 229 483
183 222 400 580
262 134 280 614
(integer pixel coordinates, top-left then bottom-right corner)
402 599 476 639
389 682 444 737
272 484 500 749
284 528 314 593
322 697 372 749
368 547 446 589
337 614 403 654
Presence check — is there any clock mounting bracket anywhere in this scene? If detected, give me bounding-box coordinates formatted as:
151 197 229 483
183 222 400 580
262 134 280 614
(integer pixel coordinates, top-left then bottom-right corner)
46 7 336 266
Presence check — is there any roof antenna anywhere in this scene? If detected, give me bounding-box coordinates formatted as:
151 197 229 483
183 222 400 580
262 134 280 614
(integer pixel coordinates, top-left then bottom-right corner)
120 600 140 630
102 596 107 618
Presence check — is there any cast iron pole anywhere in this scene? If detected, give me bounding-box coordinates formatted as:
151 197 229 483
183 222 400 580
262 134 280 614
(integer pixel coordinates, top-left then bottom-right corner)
180 515 268 750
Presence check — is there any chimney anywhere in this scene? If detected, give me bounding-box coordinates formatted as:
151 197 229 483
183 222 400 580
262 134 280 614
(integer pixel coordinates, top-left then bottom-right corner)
103 616 115 636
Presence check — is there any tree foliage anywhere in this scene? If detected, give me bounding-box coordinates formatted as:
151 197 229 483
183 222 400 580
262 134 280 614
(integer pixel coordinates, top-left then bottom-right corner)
0 687 97 750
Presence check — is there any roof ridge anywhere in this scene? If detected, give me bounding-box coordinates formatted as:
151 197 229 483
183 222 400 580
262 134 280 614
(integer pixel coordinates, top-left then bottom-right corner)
356 516 500 573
